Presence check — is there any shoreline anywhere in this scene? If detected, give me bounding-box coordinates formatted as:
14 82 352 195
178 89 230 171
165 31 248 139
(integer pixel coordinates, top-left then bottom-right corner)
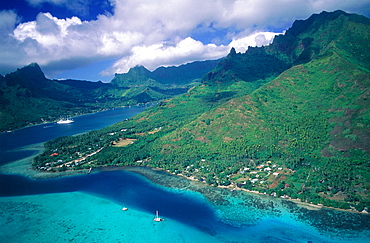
1 103 156 133
1 106 125 134
169 170 368 215
0 144 91 179
1 155 367 215
2 161 370 243
0 108 109 134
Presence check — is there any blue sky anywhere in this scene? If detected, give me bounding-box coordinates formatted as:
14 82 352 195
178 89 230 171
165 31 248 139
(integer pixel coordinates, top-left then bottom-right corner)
1 0 369 82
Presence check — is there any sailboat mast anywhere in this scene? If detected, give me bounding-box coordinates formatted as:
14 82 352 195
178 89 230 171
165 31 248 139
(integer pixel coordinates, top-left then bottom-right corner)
154 210 163 222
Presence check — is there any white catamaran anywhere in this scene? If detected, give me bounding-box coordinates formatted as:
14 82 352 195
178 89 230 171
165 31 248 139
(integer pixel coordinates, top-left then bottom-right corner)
153 211 163 222
56 118 74 124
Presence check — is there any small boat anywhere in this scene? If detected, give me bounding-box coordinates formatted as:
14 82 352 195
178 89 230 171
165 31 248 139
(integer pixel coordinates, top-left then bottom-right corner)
57 118 74 124
153 211 163 222
121 207 128 211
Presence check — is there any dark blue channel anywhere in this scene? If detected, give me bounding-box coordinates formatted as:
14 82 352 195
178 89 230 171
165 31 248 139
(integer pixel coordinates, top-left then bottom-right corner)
0 170 221 233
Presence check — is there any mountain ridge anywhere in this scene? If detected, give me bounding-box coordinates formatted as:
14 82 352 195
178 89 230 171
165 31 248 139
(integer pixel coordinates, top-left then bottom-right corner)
111 59 219 87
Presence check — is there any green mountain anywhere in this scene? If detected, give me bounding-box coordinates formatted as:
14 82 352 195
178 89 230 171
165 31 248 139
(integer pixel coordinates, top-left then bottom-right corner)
0 63 104 130
111 59 219 87
0 60 218 131
109 60 219 103
34 11 370 211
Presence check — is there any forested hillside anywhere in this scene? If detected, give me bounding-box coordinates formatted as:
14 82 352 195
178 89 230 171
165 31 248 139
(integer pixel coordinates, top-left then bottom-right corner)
0 60 218 131
111 59 219 87
34 11 370 211
0 63 108 131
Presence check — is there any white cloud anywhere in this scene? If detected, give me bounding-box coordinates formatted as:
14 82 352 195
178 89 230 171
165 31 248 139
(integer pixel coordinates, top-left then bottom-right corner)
229 32 282 53
102 37 230 75
102 32 281 75
0 10 25 73
0 10 19 32
14 13 85 60
1 0 370 78
11 12 142 65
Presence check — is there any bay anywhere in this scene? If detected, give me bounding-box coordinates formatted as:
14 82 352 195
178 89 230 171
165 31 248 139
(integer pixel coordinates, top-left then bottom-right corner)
0 106 147 165
0 106 370 242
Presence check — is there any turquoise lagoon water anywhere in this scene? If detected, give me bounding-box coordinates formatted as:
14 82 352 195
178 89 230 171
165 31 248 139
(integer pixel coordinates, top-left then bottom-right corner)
1 107 370 242
0 192 219 243
1 169 369 243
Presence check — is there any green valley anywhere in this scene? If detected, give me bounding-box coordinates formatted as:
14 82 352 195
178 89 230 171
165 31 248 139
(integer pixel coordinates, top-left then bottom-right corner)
0 60 218 131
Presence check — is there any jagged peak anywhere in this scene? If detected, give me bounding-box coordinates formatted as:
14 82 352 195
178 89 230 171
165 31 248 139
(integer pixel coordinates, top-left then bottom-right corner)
202 10 370 87
127 65 151 74
17 62 41 71
286 10 361 37
28 62 41 68
5 62 47 88
228 47 237 57
16 62 42 73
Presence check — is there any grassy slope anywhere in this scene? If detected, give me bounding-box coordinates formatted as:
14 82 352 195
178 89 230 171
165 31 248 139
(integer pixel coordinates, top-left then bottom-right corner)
160 49 369 200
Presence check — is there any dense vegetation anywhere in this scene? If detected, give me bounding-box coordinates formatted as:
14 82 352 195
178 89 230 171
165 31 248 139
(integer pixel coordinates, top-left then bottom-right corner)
111 59 220 87
33 10 370 211
0 60 218 131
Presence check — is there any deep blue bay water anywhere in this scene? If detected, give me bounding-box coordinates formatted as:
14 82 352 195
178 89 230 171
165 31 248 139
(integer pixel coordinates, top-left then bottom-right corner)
0 106 147 165
1 107 370 242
